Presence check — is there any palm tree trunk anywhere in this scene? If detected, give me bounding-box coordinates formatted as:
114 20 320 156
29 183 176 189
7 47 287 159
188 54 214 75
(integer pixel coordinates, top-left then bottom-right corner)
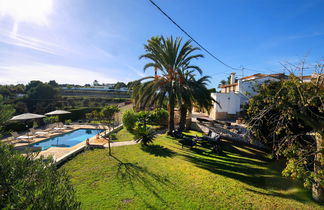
178 104 187 132
312 131 324 202
167 91 175 135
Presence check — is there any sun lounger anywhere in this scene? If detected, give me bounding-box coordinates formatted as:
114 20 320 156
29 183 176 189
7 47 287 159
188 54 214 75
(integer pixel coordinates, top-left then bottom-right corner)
30 128 49 137
11 132 34 140
35 131 49 136
11 132 35 143
17 135 35 140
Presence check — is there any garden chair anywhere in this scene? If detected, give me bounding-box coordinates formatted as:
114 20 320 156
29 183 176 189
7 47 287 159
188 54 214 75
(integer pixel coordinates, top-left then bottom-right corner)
179 137 197 148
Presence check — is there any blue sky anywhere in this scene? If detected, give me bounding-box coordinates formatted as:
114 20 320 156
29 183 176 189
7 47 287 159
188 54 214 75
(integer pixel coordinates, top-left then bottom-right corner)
0 0 323 88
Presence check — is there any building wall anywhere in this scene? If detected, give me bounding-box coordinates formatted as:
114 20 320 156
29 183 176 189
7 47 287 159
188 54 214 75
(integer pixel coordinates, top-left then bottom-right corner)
220 84 238 93
208 76 282 121
210 92 241 120
239 77 279 97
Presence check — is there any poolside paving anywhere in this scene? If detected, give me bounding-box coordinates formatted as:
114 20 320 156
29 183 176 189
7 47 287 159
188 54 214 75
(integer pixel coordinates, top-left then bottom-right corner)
40 125 138 162
2 124 137 163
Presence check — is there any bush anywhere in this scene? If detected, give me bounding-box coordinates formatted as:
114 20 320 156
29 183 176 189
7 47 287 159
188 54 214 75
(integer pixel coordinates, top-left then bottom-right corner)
60 107 101 122
44 116 58 124
151 108 168 126
3 121 31 133
133 126 156 145
122 110 138 131
0 143 80 209
136 111 152 127
65 119 72 125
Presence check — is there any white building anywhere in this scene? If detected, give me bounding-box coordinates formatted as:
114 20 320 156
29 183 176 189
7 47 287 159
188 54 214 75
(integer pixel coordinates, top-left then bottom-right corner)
208 72 287 120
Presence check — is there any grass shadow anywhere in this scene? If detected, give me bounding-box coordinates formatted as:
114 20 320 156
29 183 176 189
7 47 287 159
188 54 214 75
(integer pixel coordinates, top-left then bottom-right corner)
141 144 176 158
180 139 313 204
245 188 314 203
111 155 171 208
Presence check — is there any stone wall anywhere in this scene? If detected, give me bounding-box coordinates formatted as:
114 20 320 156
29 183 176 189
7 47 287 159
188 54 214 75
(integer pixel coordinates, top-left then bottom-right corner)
190 121 266 148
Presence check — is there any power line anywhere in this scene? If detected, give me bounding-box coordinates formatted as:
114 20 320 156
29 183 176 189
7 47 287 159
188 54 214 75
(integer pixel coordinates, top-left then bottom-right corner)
148 0 242 71
148 0 290 77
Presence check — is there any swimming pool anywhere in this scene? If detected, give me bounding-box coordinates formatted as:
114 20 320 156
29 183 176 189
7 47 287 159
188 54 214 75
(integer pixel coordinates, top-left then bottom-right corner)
32 129 104 151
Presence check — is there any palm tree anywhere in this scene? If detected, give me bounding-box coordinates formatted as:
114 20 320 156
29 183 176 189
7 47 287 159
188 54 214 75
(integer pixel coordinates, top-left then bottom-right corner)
176 73 214 132
138 36 203 135
218 80 227 88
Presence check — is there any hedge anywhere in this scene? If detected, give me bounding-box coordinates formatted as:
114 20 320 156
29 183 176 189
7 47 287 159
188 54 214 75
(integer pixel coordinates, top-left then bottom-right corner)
60 107 102 122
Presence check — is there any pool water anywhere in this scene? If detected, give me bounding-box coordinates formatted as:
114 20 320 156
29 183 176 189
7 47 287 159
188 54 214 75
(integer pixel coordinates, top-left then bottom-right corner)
32 129 104 150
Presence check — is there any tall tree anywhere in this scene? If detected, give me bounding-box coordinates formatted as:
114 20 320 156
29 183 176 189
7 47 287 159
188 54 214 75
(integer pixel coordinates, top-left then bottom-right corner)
138 36 203 135
25 82 60 113
113 82 127 89
0 95 15 137
176 74 214 132
246 67 324 202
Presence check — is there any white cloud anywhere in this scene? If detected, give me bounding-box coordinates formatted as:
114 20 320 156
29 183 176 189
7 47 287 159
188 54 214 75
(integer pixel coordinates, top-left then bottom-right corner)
0 63 119 85
0 0 53 25
0 29 70 55
125 64 148 78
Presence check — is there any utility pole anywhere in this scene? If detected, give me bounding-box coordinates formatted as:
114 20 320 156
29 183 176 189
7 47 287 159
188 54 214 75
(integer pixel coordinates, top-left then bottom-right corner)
241 66 245 78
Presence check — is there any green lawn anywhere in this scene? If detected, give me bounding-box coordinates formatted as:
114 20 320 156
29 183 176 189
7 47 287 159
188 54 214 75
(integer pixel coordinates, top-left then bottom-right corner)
113 127 135 142
62 131 322 209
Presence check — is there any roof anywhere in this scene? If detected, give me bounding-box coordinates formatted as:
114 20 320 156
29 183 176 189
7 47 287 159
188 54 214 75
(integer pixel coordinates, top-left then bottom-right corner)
239 73 287 81
220 83 238 88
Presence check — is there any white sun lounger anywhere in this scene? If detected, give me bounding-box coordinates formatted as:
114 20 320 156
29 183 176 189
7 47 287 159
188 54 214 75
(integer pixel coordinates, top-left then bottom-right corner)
11 132 34 140
30 128 49 137
35 131 49 136
17 135 35 139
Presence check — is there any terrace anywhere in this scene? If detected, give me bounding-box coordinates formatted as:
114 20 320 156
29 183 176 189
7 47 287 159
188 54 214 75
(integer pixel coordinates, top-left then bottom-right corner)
3 123 131 164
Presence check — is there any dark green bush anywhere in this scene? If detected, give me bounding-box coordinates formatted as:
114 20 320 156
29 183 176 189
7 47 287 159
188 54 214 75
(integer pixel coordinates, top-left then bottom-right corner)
136 111 152 127
0 143 80 209
151 108 168 126
122 110 138 131
3 121 32 133
60 107 101 122
134 126 156 145
44 116 58 124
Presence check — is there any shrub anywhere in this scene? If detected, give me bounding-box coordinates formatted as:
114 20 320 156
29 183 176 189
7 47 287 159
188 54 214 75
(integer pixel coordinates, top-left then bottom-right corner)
151 108 168 126
134 126 156 145
136 111 152 127
3 121 31 133
0 143 80 209
44 116 58 124
122 110 137 131
65 119 72 125
60 107 101 122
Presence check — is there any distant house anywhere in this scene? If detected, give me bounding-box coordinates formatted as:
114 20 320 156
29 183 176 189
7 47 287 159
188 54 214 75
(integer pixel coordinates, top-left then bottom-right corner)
299 73 323 86
205 72 287 120
101 83 115 89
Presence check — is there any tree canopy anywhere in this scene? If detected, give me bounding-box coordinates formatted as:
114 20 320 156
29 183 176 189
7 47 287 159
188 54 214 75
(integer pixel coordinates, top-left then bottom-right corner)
25 81 60 113
0 143 81 209
245 72 324 201
136 36 210 134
